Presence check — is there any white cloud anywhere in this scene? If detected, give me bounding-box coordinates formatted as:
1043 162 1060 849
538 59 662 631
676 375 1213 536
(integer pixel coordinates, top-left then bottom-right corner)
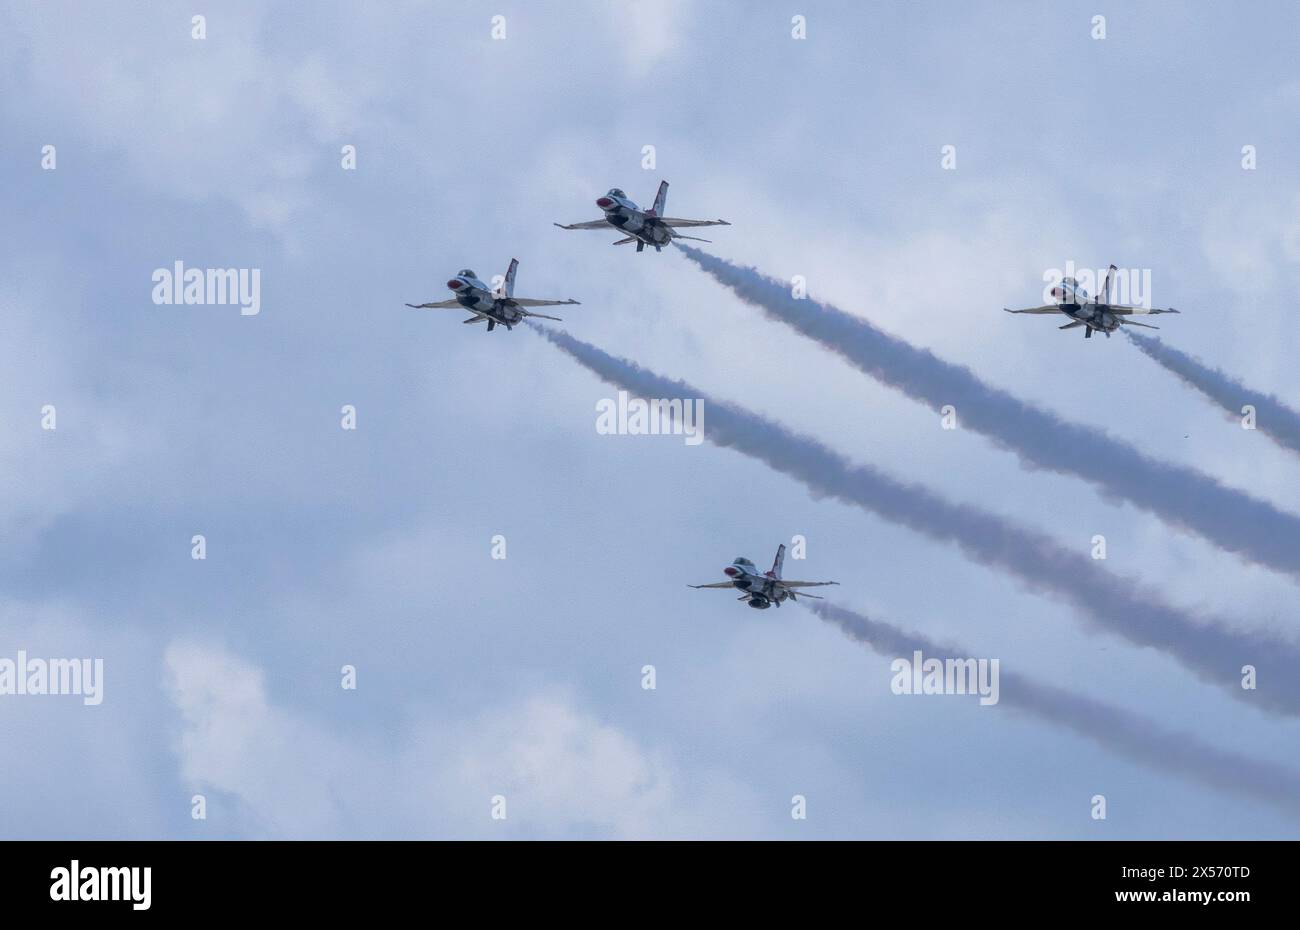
0 281 153 550
0 600 167 838
600 0 694 77
0 3 376 237
163 640 751 838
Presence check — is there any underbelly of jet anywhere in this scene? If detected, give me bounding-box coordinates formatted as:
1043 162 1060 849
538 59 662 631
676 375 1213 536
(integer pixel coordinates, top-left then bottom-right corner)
1064 306 1116 331
458 296 521 326
609 214 669 245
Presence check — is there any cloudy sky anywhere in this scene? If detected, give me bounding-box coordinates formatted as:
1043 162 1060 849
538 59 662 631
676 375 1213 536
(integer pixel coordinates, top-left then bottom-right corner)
2 0 1299 839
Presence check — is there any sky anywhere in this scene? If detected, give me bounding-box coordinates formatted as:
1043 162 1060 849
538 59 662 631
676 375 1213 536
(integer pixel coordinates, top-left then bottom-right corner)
1 0 1299 839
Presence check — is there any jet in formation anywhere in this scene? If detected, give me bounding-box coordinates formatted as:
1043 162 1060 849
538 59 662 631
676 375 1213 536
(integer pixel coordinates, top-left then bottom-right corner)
554 180 730 252
405 259 578 332
690 544 838 609
1004 264 1180 338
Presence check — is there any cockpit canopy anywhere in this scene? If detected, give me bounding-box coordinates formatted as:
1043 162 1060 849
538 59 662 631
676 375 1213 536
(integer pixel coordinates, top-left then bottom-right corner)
457 269 477 279
734 557 755 567
608 188 626 199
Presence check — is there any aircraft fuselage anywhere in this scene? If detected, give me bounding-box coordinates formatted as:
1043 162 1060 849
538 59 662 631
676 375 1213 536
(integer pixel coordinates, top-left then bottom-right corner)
724 568 787 608
1060 302 1120 334
454 287 525 329
602 206 673 250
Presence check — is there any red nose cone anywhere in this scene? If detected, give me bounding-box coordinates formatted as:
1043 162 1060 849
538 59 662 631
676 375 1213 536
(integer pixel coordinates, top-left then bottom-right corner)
596 197 614 209
447 279 463 290
723 566 739 577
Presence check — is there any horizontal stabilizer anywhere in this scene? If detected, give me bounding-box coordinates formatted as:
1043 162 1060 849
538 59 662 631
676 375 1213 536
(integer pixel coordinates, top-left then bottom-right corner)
511 297 579 308
660 218 730 228
554 220 608 231
1005 305 1063 315
406 299 463 310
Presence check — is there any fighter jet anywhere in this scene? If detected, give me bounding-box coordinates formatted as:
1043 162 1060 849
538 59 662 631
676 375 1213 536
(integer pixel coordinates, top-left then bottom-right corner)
554 181 730 252
405 259 578 332
689 544 838 609
1004 264 1179 339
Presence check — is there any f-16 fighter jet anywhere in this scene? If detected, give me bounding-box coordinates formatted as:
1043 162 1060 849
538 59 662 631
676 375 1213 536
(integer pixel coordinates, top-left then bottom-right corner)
690 544 838 609
554 181 730 252
405 259 578 332
1004 264 1179 339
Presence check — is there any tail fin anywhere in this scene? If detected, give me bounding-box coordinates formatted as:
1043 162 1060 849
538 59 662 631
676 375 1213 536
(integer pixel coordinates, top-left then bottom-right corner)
503 258 519 298
1100 264 1116 304
649 180 668 217
770 543 786 579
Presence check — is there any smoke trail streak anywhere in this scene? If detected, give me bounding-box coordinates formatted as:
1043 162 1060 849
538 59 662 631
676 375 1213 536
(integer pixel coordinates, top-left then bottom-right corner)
809 600 1300 818
529 323 1300 715
677 245 1300 581
1127 331 1300 457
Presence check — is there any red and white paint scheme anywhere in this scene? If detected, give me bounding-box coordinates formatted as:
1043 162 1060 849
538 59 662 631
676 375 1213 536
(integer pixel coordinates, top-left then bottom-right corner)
1004 263 1180 339
690 544 838 610
405 259 578 332
555 180 731 253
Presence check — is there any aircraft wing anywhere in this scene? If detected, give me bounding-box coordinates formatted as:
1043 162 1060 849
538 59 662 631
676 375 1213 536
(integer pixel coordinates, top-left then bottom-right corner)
406 300 463 309
660 218 731 228
689 582 736 589
553 220 609 230
1111 306 1180 315
781 581 839 588
510 298 580 307
1003 305 1064 314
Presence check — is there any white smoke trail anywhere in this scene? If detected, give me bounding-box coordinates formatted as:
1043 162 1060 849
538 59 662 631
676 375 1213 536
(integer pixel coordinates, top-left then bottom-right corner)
529 323 1300 716
1128 331 1300 457
677 246 1300 581
809 600 1300 818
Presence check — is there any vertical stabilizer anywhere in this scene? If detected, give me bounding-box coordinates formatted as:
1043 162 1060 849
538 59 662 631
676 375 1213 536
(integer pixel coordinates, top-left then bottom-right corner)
770 543 786 579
